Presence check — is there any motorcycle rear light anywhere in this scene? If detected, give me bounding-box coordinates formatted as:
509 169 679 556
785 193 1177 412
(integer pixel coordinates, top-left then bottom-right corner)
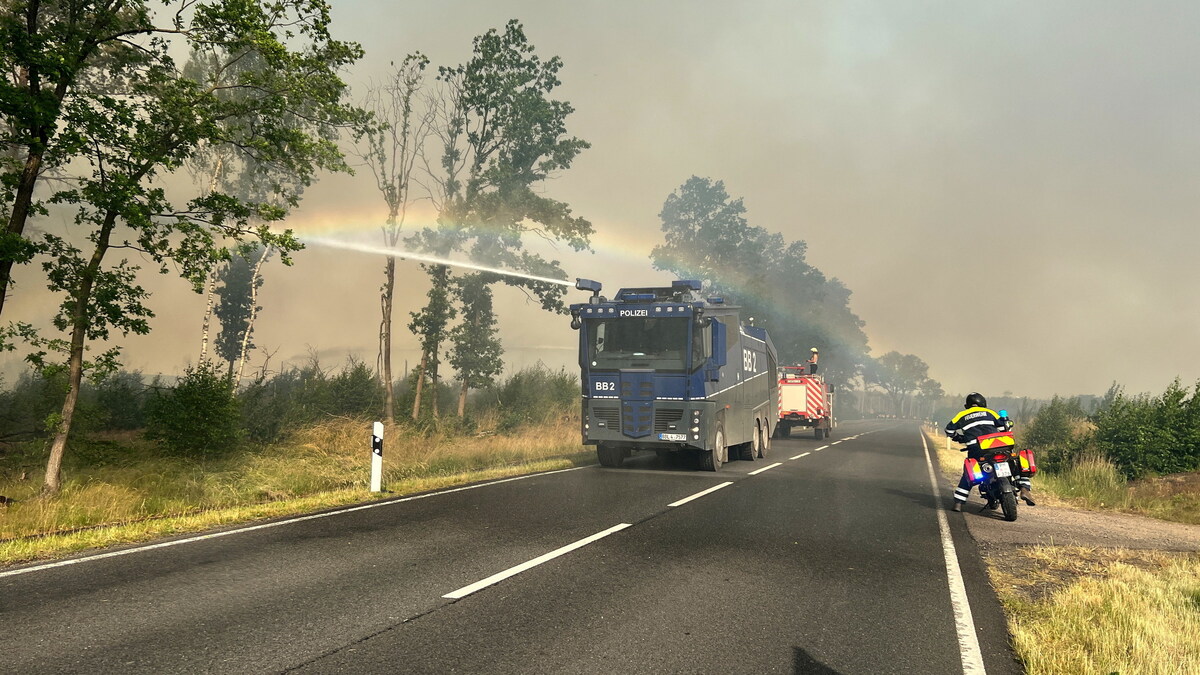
994 454 1007 462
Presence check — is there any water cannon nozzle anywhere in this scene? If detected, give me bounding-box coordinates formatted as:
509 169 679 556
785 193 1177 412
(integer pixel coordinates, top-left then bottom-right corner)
575 278 602 295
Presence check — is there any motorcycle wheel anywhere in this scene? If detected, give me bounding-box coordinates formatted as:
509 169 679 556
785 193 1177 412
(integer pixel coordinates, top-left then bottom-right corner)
1000 490 1018 521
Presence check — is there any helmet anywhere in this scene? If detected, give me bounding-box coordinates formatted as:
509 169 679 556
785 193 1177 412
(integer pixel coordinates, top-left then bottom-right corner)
810 347 819 353
965 392 987 408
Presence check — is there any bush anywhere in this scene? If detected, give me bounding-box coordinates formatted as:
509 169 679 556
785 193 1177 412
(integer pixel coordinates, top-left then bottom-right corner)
146 362 242 457
1094 380 1200 478
483 365 578 432
1021 396 1093 472
93 370 147 430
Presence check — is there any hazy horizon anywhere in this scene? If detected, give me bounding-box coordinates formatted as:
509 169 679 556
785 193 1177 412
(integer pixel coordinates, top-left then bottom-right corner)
5 1 1200 402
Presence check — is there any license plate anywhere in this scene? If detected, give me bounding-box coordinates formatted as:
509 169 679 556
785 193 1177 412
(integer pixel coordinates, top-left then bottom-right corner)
659 433 687 442
993 462 1012 478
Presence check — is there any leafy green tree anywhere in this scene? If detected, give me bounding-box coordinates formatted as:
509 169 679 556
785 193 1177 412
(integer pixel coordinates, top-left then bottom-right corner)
448 274 503 416
7 1 366 495
407 264 456 419
213 244 267 378
651 176 869 382
146 361 241 457
403 20 593 417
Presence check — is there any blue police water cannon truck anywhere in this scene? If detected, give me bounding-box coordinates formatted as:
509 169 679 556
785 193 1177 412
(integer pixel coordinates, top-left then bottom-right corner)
569 279 779 470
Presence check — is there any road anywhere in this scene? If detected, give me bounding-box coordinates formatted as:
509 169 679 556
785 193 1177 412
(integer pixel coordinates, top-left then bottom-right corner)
0 421 1020 674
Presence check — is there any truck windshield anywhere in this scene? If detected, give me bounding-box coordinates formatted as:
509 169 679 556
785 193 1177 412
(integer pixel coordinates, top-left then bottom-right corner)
587 317 692 371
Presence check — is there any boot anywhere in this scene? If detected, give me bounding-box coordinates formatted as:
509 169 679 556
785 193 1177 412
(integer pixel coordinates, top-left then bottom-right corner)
1020 488 1037 506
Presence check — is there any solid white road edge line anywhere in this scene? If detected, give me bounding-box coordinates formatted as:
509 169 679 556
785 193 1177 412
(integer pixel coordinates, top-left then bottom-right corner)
789 452 811 460
748 462 783 475
443 523 632 599
921 433 987 675
0 465 591 580
667 481 734 507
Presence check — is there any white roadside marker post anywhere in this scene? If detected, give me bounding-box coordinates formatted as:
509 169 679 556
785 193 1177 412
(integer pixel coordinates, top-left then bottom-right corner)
371 421 384 493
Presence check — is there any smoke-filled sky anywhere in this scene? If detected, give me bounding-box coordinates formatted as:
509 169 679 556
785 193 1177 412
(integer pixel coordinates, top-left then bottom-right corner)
6 1 1200 400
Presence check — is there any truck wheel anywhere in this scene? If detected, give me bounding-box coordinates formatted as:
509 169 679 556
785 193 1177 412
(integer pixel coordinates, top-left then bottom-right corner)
813 427 822 440
597 444 624 468
823 427 832 440
740 427 760 461
701 426 725 471
758 422 768 458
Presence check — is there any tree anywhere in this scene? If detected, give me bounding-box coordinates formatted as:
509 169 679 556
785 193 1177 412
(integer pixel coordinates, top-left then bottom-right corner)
867 351 932 416
651 176 870 382
448 274 503 416
356 54 433 424
407 264 455 419
213 244 268 378
9 1 366 495
404 20 593 417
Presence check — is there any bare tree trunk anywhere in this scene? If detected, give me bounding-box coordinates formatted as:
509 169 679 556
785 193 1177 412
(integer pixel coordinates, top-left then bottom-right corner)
411 350 427 420
197 154 225 362
380 256 396 424
43 210 116 495
458 379 468 417
198 273 216 362
430 350 440 419
234 246 269 382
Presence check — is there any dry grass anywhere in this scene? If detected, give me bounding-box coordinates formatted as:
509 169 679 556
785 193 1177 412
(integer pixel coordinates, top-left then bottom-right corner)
0 414 590 566
987 546 1200 675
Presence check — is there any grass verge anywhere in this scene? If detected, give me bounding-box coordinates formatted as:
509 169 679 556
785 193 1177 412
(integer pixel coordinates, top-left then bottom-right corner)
987 546 1200 675
921 425 1200 674
0 414 591 567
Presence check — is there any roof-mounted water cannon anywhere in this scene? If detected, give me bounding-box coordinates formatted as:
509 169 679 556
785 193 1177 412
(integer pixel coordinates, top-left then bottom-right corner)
571 278 605 329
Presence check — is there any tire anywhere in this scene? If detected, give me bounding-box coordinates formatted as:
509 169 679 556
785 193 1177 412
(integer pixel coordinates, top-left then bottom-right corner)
1000 490 1018 521
823 427 832 440
740 426 760 461
758 423 768 458
813 427 822 440
701 426 725 471
597 444 624 468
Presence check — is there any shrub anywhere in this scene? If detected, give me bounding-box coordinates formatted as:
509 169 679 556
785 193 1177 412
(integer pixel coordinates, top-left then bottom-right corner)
483 365 578 432
1094 380 1200 479
1021 395 1093 472
93 370 147 430
146 362 242 457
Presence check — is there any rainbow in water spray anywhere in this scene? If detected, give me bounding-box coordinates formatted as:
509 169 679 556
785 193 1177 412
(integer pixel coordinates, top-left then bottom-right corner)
305 235 574 287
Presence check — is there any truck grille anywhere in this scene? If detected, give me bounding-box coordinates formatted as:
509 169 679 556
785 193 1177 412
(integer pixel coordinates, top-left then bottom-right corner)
654 409 684 433
593 407 620 430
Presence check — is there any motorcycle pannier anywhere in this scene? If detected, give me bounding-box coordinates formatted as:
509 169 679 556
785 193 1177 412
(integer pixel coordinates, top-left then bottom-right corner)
1018 448 1038 475
963 457 985 484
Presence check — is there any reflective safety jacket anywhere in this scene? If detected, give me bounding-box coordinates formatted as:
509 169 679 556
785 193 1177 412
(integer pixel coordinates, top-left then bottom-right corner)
945 406 1009 454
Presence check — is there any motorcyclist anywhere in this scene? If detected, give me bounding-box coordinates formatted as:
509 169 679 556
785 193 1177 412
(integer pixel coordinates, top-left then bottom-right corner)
945 392 1034 511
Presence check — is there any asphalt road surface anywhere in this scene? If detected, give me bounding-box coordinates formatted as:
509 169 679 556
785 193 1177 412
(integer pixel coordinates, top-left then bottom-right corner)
1 420 1021 674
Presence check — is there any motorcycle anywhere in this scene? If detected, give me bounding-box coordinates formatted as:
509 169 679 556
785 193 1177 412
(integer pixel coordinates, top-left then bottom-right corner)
963 431 1037 522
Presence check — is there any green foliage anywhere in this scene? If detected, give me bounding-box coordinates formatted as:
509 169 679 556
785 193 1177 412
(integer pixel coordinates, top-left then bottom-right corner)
238 358 385 443
1093 380 1200 479
214 245 267 374
482 365 578 432
448 275 504 397
146 362 242 457
0 370 70 440
93 370 148 431
650 176 869 383
1022 396 1092 472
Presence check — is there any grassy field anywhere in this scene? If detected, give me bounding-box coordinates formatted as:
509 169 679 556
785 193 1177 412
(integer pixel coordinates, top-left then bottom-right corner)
923 424 1200 675
0 414 591 565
